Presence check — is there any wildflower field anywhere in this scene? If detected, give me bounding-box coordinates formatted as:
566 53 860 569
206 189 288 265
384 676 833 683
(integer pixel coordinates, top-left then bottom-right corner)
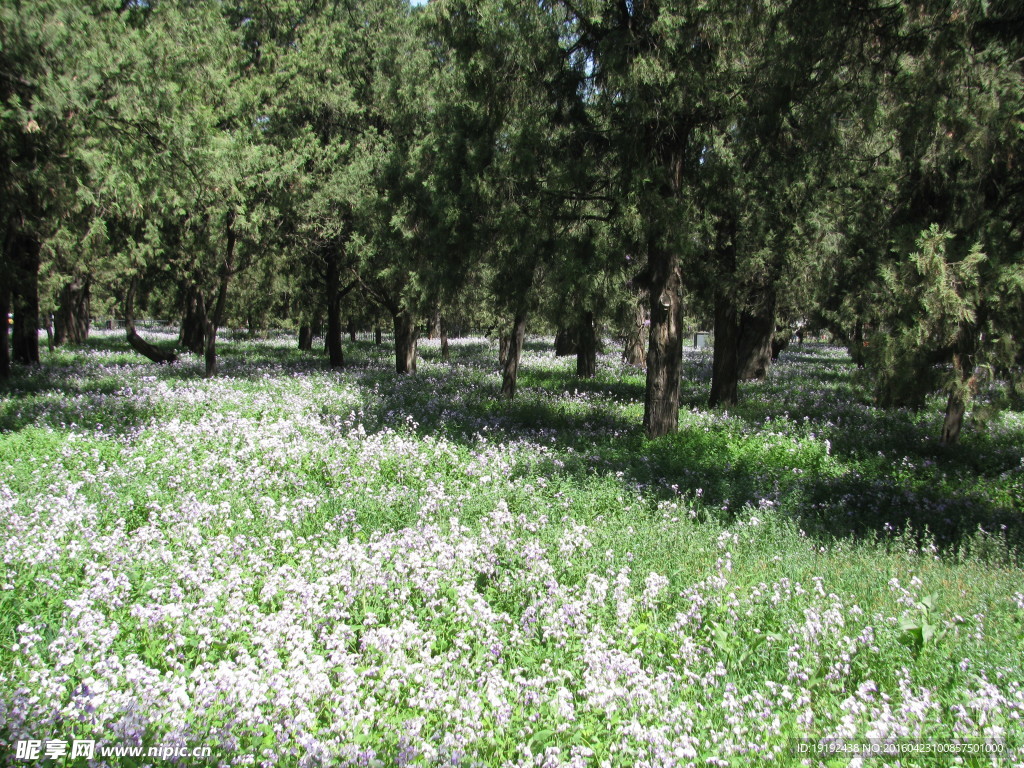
1 331 1022 767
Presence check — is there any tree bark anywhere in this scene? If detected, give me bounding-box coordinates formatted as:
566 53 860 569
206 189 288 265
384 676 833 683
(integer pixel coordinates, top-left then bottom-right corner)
54 277 91 346
771 327 791 361
440 318 450 362
347 318 357 343
501 310 528 399
125 278 177 364
940 353 975 446
203 314 218 377
576 310 597 378
203 212 236 378
554 326 578 356
0 273 9 380
708 213 741 409
374 326 382 346
709 290 740 408
427 308 441 340
394 311 418 374
325 250 345 368
736 295 776 381
298 324 313 351
179 283 206 354
10 234 41 366
940 387 967 446
499 334 510 369
851 320 866 368
642 242 683 437
623 303 647 368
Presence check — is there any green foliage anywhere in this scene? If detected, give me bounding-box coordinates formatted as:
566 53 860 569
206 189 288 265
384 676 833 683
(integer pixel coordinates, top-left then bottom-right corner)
869 226 986 408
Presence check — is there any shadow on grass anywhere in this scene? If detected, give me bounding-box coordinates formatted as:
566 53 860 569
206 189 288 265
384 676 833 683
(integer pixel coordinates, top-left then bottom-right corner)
516 369 645 403
6 335 1021 559
353 344 1023 559
0 379 165 435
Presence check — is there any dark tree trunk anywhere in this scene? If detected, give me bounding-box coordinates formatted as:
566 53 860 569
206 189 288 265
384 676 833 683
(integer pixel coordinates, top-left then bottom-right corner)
0 274 10 380
247 313 264 339
203 316 218 377
203 213 236 379
851 320 866 368
374 326 382 346
771 330 790 361
642 243 683 438
11 234 41 366
623 303 647 368
125 279 177 364
325 251 345 368
298 324 313 351
576 310 597 378
348 318 357 343
499 335 510 369
501 311 528 399
179 284 206 355
394 311 417 374
554 326 578 356
709 290 740 408
54 277 91 346
427 309 441 340
440 319 450 362
736 295 776 381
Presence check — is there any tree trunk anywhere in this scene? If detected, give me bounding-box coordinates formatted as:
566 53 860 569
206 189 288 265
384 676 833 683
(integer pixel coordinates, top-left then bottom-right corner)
851 320 866 368
203 213 236 379
501 311 528 399
554 326 578 356
499 335 510 369
940 353 975 446
298 324 313 351
0 274 10 380
203 316 218 377
11 234 41 366
771 327 791 361
347 318 357 343
623 303 647 368
325 251 345 368
394 311 417 374
642 243 683 437
54 277 91 346
576 310 597 378
736 295 776 381
125 278 177 364
427 308 441 340
940 388 967 446
440 319 450 362
180 283 206 355
374 326 382 346
709 290 740 408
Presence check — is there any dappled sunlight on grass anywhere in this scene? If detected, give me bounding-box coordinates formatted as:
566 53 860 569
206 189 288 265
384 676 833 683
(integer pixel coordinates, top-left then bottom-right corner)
0 331 1021 765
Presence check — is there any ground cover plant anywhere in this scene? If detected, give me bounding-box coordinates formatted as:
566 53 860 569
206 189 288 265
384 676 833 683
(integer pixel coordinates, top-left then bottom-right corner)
1 332 1023 767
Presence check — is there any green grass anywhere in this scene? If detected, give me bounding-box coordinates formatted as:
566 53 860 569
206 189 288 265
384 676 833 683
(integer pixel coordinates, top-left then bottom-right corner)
0 332 1021 766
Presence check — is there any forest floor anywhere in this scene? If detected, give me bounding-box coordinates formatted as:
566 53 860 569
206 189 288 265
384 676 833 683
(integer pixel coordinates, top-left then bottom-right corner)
1 331 1022 766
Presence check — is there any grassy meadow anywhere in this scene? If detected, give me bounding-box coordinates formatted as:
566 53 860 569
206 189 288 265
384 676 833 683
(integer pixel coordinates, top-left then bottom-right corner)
1 330 1022 767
